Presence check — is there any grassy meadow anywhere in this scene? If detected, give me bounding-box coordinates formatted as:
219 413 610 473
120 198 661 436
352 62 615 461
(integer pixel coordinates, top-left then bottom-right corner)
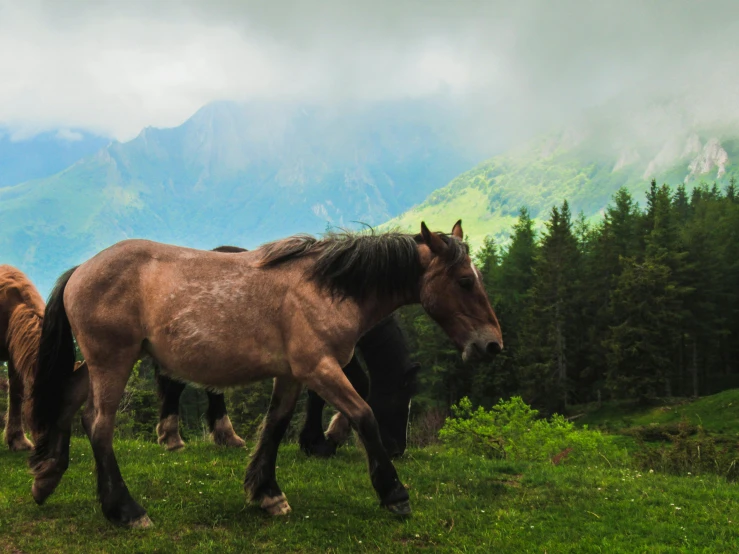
1 435 739 553
578 388 739 439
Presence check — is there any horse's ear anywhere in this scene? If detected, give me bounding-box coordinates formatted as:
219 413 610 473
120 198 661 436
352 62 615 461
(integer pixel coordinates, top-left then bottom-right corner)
451 220 463 240
405 362 422 393
420 222 446 255
406 362 421 382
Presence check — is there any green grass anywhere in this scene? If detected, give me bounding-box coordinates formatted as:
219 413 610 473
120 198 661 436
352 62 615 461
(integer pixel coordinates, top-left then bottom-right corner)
2 438 739 552
577 389 739 438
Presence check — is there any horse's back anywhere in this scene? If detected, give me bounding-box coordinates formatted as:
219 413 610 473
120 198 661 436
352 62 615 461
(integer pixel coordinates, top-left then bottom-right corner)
65 238 295 386
0 265 44 364
66 238 263 321
0 265 44 310
0 264 45 327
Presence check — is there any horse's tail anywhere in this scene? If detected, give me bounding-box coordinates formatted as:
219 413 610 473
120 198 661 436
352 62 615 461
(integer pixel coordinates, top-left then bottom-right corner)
28 266 78 469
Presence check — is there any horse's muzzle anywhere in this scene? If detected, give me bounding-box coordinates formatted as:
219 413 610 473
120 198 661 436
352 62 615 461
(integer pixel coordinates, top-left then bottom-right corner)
462 337 503 362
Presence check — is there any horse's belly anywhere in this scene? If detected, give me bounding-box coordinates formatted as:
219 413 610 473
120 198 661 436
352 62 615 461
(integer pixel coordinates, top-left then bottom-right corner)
157 346 290 388
149 318 289 388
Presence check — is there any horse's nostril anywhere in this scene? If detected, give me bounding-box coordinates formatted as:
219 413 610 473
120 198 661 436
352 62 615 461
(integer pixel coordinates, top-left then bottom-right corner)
486 341 502 356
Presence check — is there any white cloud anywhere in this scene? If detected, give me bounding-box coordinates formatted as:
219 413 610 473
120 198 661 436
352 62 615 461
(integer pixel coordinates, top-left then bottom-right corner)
0 0 738 143
54 129 83 141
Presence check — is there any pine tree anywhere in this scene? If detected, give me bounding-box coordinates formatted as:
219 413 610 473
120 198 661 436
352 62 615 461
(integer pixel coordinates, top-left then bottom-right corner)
518 201 581 412
474 235 500 295
605 184 690 400
604 257 683 400
726 177 737 203
488 207 539 401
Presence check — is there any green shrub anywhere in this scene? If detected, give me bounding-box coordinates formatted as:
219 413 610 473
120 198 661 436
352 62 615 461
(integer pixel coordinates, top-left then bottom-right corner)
440 396 627 465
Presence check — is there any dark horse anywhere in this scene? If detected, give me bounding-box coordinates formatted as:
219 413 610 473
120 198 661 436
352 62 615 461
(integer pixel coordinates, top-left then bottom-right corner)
155 246 419 459
300 314 420 459
29 221 502 527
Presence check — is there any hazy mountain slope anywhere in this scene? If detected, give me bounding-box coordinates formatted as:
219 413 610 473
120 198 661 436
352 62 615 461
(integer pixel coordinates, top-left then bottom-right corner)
0 129 108 187
0 99 482 294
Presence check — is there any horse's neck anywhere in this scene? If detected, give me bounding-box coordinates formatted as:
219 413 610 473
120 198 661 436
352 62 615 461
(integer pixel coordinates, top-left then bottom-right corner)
358 290 419 335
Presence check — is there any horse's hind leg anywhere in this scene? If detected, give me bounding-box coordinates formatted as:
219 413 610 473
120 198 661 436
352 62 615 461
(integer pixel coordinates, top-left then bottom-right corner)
244 376 302 515
206 391 245 448
299 358 409 516
87 356 151 528
4 360 33 451
155 369 186 451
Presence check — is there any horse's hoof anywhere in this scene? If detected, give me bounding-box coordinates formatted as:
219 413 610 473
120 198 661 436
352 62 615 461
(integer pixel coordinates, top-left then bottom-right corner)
32 475 59 505
129 514 154 529
226 436 246 448
8 435 34 452
385 499 412 517
212 416 246 448
157 416 185 451
213 433 246 448
164 439 185 452
260 494 291 516
302 438 337 458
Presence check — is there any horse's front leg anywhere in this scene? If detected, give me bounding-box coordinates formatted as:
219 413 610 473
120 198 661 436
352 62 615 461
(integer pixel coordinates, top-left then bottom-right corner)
325 355 370 448
299 358 410 516
300 355 368 457
244 376 302 515
298 389 337 457
4 360 33 451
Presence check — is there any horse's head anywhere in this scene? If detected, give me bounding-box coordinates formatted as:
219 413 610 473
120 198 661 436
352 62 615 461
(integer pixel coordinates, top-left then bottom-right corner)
417 220 503 361
371 362 421 458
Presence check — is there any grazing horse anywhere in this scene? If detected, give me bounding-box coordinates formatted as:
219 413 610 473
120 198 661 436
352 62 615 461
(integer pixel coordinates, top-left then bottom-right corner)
0 265 44 451
29 221 502 528
155 247 419 458
0 266 88 452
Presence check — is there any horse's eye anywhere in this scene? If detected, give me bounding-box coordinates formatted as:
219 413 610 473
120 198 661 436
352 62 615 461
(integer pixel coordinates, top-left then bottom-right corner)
459 277 474 290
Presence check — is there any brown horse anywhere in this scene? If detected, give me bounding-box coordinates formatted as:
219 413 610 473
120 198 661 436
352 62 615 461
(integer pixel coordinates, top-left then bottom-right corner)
29 221 502 528
0 265 44 451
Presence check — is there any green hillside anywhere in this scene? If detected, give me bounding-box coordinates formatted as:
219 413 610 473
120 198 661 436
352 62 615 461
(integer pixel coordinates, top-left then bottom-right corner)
388 131 739 247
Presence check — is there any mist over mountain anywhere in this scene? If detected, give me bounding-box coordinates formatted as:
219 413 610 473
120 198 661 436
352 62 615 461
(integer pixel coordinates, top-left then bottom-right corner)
0 97 484 294
388 92 739 244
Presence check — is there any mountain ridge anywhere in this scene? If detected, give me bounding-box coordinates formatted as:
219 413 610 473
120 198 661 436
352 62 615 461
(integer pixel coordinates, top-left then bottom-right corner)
0 98 484 294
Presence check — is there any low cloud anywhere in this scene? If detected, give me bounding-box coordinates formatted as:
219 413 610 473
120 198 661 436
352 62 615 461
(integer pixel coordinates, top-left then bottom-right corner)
1 0 738 148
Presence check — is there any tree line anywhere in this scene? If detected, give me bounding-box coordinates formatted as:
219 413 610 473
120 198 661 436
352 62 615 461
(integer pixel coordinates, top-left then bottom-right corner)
399 179 739 416
5 179 737 440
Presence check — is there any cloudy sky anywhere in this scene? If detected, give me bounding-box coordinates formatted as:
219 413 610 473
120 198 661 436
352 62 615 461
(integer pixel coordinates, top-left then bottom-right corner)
1 0 738 142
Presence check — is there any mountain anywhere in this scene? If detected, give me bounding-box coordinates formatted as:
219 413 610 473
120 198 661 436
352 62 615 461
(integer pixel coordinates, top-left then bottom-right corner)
0 128 109 187
0 99 483 294
388 96 739 246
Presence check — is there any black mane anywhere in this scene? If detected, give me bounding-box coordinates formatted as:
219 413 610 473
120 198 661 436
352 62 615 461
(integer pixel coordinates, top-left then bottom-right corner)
258 229 467 302
212 245 247 254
